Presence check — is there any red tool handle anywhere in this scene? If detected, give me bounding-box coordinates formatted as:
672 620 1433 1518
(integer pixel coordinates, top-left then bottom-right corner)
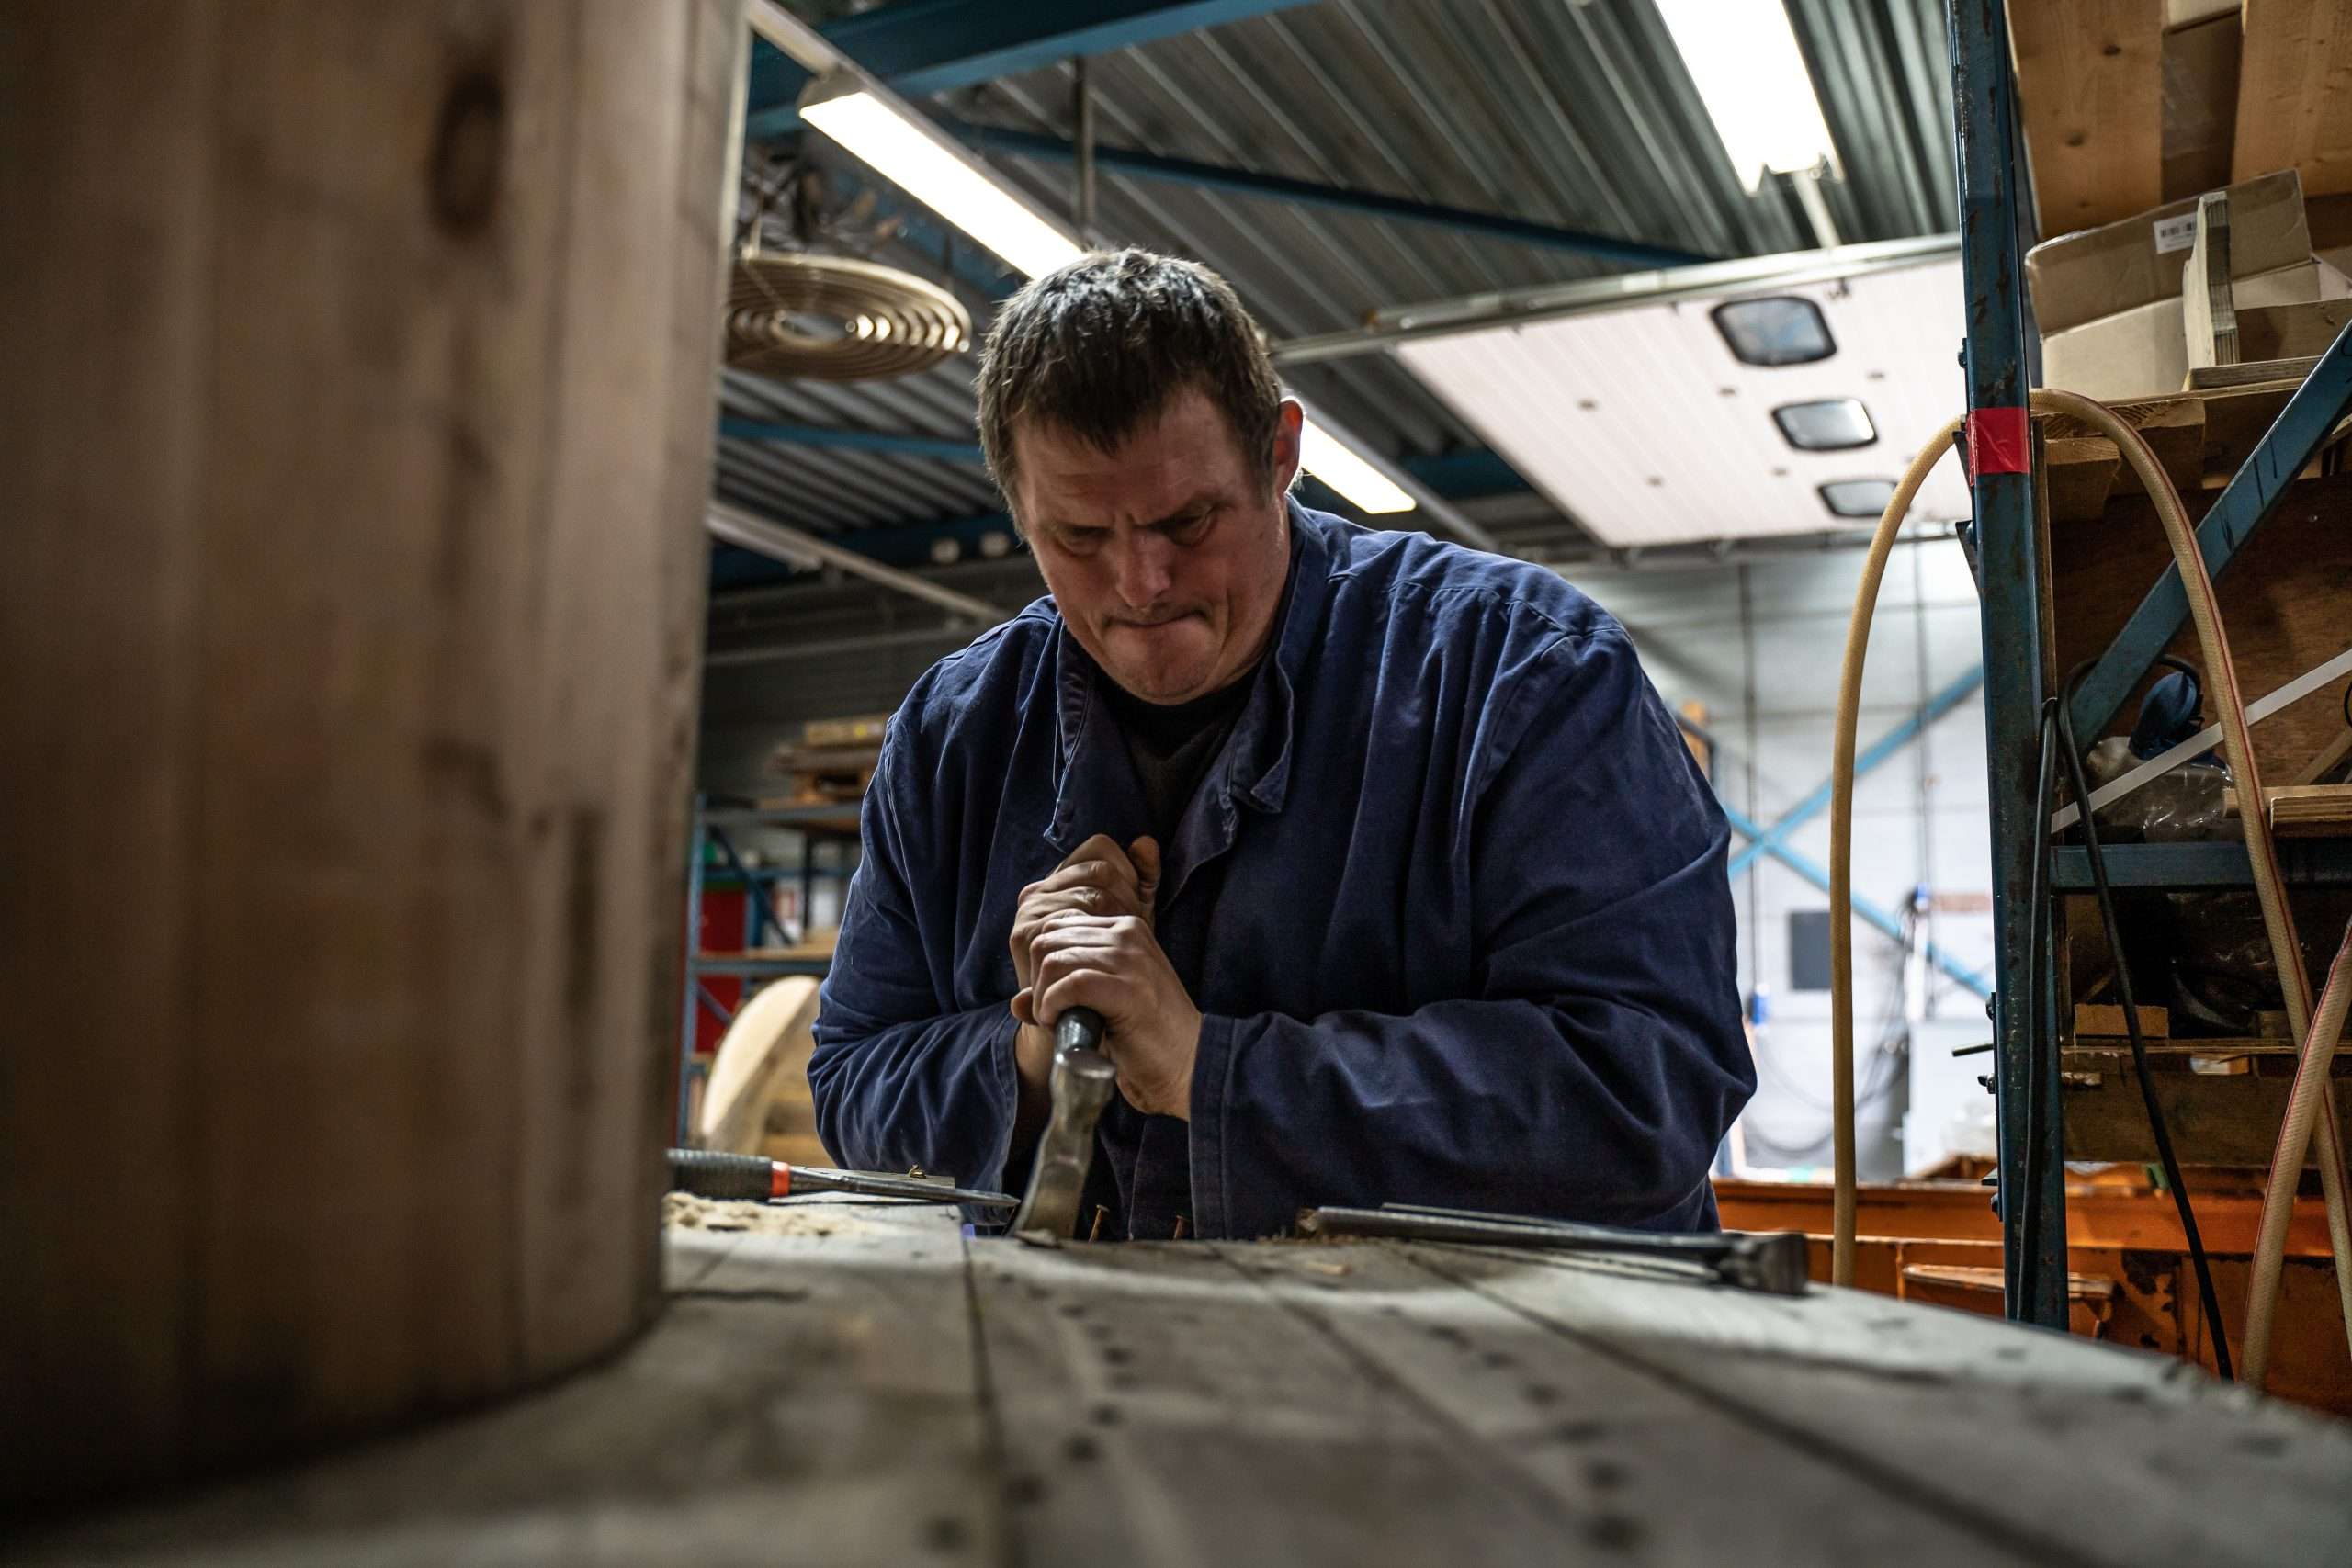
667 1148 790 1201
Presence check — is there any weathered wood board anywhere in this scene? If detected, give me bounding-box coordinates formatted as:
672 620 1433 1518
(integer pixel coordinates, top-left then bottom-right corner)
17 1204 2352 1565
0 0 744 1512
2010 0 2167 235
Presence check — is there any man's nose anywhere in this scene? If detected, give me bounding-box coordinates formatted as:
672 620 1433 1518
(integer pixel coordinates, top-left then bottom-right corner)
1112 532 1176 608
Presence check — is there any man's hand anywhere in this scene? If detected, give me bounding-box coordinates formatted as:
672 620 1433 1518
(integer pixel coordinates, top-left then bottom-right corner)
1008 836 1162 1120
1017 913 1203 1121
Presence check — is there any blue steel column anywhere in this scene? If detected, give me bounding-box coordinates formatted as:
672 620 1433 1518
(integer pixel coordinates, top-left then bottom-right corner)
1948 0 2065 1328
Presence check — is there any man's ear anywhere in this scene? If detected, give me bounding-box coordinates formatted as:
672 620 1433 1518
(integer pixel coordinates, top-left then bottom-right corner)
1270 398 1305 498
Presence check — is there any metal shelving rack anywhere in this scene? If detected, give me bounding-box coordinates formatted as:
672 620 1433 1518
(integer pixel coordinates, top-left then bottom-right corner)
673 795 862 1142
1949 1 2352 1327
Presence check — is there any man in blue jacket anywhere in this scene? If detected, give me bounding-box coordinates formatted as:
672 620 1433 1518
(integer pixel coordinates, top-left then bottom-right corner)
810 249 1752 1240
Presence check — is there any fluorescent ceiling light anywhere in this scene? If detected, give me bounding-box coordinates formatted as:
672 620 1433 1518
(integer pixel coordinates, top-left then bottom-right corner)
1656 0 1838 191
1298 418 1415 514
798 76 1416 519
1391 257 1968 547
800 86 1085 279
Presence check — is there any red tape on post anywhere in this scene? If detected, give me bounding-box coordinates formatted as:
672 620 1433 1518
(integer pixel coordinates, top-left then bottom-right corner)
1966 406 2031 477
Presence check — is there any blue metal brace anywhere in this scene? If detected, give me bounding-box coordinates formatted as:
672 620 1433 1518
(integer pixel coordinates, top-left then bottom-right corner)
1719 803 1991 1000
1725 665 1985 879
2067 319 2352 740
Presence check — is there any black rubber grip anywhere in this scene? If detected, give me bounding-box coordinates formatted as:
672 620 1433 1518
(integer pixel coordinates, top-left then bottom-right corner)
668 1148 774 1201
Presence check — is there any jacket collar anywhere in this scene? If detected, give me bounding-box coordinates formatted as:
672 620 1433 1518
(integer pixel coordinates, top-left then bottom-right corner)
1045 497 1333 857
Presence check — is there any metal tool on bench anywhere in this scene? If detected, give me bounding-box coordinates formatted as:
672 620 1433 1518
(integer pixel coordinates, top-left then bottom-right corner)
668 1148 1016 1209
1295 1203 1811 1296
1009 1006 1117 1241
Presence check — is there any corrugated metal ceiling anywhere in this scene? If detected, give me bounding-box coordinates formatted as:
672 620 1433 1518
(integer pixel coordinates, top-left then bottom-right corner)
716 0 1958 572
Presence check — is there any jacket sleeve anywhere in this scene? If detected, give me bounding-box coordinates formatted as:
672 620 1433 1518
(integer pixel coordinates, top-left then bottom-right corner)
1186 626 1755 1239
808 724 1024 1194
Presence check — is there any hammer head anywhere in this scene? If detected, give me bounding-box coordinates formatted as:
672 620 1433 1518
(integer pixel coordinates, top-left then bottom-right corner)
1718 1231 1811 1296
1009 1023 1116 1241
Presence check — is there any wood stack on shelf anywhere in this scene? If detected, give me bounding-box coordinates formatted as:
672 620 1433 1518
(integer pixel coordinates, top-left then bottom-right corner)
766 713 890 807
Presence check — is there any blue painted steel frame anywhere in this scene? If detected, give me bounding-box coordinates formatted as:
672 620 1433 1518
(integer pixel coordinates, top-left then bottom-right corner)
2066 320 2352 739
1949 0 2065 1327
1724 665 1984 878
944 120 1712 268
1718 802 1991 1000
745 0 1324 137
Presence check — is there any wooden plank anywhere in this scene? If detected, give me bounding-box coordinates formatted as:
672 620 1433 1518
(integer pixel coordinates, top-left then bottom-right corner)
1409 1242 2352 1567
2011 0 2168 235
2223 782 2352 834
11 1213 996 1563
1713 1174 2343 1257
2164 12 2243 200
0 0 742 1515
967 1237 1584 1565
2038 393 2204 523
696 976 822 1155
2075 1001 2173 1037
2047 470 2352 776
2295 725 2352 784
2233 0 2352 196
1218 1243 2025 1564
2064 1067 2352 1164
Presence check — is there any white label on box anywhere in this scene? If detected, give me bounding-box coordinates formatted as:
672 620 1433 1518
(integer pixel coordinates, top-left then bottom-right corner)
2154 212 2199 254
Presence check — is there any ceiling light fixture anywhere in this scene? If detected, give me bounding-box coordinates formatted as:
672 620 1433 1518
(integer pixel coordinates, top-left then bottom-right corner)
1655 0 1839 192
799 84 1085 279
796 72 1419 520
1299 418 1416 514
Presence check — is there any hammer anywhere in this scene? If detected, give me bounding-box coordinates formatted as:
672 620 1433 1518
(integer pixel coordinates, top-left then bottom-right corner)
1009 1008 1117 1242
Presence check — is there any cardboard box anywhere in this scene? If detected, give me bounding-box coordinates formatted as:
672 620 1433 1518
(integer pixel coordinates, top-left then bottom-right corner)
2161 14 2239 201
2041 257 2352 400
2027 170 2312 333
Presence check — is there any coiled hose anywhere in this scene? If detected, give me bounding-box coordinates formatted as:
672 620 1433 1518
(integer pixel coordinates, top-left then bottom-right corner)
1830 390 2352 1387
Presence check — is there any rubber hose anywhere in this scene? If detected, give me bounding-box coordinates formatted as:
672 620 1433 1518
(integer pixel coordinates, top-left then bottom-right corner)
1831 393 2352 1375
1829 416 1960 1287
2246 921 2352 1380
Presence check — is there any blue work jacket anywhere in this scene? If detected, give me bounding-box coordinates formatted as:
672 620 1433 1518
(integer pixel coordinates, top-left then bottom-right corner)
810 501 1752 1239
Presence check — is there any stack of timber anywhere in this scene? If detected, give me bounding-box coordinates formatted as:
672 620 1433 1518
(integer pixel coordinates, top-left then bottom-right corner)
2009 0 2352 239
766 717 890 806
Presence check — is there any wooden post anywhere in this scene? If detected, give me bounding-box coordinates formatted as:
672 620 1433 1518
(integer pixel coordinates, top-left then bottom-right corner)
0 0 744 1510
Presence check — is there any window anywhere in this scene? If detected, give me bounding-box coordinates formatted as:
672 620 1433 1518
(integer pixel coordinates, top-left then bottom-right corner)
1772 398 1877 451
1818 478 1898 519
1711 296 1835 367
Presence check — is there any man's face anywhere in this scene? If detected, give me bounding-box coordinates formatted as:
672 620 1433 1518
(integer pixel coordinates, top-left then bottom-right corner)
1011 389 1302 705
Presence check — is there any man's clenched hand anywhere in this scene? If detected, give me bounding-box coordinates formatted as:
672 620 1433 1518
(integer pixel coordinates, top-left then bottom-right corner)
1016 913 1203 1121
1008 835 1163 1111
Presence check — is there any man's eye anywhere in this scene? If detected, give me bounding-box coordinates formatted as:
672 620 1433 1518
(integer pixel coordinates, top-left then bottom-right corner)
1164 511 1214 543
1057 527 1107 554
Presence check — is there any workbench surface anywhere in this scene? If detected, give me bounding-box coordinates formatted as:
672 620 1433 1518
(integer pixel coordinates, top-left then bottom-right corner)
20 1200 2352 1566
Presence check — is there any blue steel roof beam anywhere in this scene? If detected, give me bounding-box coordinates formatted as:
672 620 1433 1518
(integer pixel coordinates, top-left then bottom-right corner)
722 410 1525 502
718 417 984 465
947 120 1709 273
744 0 1329 139
1140 32 1458 303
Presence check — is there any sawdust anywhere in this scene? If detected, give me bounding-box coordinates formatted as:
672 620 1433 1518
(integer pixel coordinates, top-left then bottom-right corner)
663 1192 850 1237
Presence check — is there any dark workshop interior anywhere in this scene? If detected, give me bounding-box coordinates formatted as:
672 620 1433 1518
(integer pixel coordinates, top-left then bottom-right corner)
9 1 2352 1561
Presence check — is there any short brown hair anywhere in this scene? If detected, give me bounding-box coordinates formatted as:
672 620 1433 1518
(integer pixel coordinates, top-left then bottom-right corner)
975 249 1284 512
